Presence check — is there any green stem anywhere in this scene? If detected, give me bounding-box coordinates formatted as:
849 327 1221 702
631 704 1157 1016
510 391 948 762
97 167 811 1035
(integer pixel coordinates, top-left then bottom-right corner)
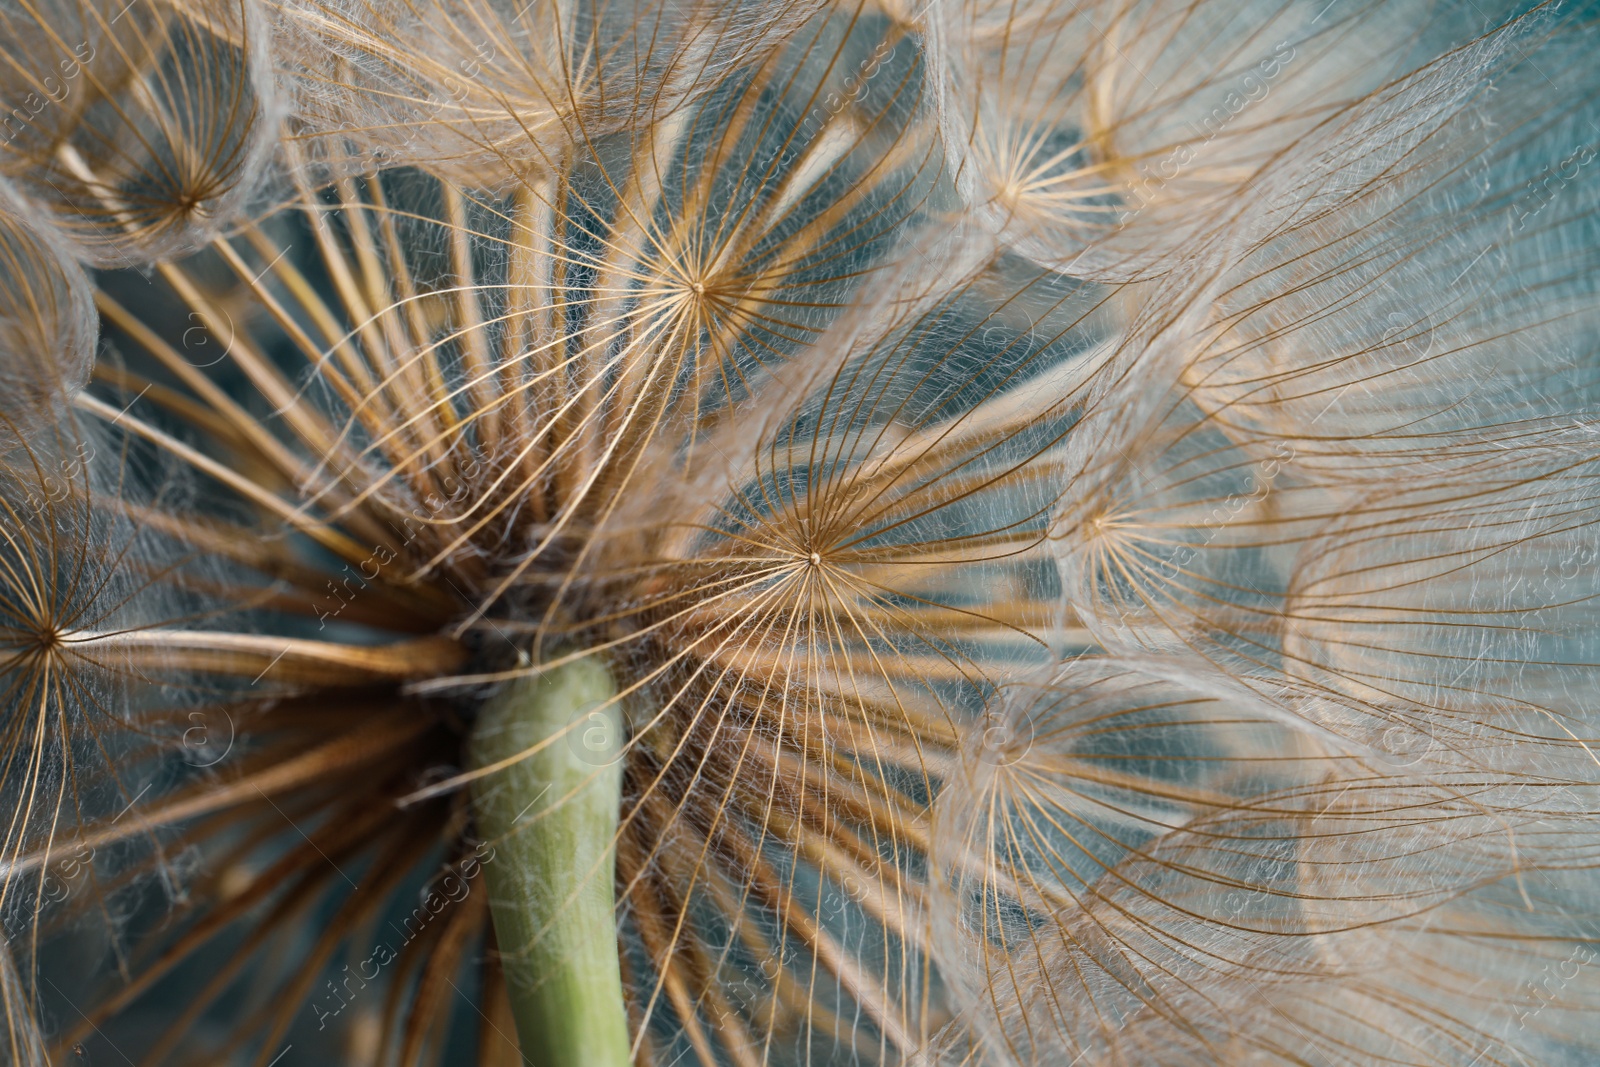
469 656 632 1067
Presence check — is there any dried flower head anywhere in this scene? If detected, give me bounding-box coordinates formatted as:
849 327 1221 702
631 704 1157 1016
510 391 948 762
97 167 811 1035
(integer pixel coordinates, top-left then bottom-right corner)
1 0 1598 1065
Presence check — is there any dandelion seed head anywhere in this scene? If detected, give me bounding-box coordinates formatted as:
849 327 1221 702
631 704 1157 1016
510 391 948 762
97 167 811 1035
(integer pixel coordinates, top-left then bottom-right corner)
0 208 95 447
4 0 1600 1063
0 0 277 267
